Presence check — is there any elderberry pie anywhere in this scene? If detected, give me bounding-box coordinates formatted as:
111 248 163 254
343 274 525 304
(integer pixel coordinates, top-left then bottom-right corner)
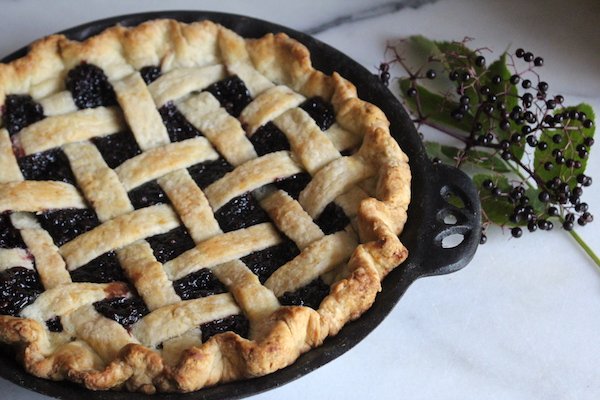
0 19 411 393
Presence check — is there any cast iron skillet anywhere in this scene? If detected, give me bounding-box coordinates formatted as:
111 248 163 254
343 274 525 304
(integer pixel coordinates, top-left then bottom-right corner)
0 11 482 400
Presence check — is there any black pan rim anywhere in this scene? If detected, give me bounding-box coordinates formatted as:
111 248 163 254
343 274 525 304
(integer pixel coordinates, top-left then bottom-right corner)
0 10 480 400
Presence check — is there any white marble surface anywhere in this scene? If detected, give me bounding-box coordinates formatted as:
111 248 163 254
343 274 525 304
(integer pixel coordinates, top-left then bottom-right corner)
1 0 599 399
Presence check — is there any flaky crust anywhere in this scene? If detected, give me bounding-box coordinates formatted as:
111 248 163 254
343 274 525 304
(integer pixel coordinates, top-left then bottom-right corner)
0 19 411 393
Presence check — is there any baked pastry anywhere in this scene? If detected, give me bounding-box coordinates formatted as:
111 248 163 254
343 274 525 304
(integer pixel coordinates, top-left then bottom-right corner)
0 19 411 393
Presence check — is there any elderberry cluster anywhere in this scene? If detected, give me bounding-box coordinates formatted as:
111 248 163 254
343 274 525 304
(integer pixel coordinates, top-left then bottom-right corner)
381 42 596 241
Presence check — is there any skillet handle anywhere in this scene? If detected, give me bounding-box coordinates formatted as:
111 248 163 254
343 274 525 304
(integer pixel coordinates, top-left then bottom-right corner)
416 163 482 277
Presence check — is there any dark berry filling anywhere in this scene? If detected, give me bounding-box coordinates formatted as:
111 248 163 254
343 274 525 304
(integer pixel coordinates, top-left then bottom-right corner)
204 76 252 117
250 122 290 157
173 268 226 300
0 214 26 249
139 66 161 85
66 63 117 109
94 296 149 327
315 202 350 234
18 148 76 185
214 193 270 232
188 158 233 189
159 102 203 142
200 314 249 342
92 132 141 169
279 278 330 309
70 251 126 283
0 267 43 316
146 226 196 264
37 208 100 247
2 94 45 135
274 172 312 200
241 239 300 283
46 316 63 332
128 181 169 209
299 97 335 131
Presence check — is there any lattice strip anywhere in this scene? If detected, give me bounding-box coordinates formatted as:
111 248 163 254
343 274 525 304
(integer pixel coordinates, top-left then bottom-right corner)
335 187 370 219
0 181 86 213
157 170 222 243
116 137 219 191
265 231 357 297
18 107 125 155
149 65 226 107
131 293 240 347
0 129 23 183
20 282 127 322
324 123 362 153
227 63 275 97
38 91 78 116
62 304 138 362
240 85 305 135
260 190 323 250
212 260 279 324
217 27 275 97
299 155 375 218
0 249 33 271
11 213 71 289
161 328 202 366
113 72 171 150
63 141 133 221
204 151 302 210
117 241 180 311
177 92 257 166
273 107 340 174
60 204 180 270
164 223 281 281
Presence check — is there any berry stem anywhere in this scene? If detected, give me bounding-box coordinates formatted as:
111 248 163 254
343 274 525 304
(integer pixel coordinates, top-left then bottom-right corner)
563 223 600 272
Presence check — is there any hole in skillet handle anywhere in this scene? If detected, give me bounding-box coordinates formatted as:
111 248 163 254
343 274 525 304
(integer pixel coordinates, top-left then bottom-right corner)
418 162 482 277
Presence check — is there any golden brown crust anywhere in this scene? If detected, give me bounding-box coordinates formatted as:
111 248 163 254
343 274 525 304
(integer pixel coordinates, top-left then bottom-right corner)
0 19 411 393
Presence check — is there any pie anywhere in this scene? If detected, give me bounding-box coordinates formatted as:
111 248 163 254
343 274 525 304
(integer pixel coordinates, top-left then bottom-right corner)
0 19 411 393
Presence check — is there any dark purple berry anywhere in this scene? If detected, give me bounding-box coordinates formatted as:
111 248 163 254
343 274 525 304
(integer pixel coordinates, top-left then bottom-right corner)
2 95 44 135
563 221 574 231
205 76 253 117
479 234 487 245
66 63 116 109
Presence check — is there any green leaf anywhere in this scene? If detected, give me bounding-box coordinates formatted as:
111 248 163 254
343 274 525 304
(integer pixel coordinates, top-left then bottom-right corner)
394 36 453 95
434 40 480 73
423 141 510 172
464 149 511 172
533 103 595 188
424 141 457 164
473 174 515 225
399 78 472 135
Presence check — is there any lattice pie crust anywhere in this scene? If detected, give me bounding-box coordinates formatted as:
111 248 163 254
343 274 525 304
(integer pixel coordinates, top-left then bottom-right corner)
0 19 410 393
